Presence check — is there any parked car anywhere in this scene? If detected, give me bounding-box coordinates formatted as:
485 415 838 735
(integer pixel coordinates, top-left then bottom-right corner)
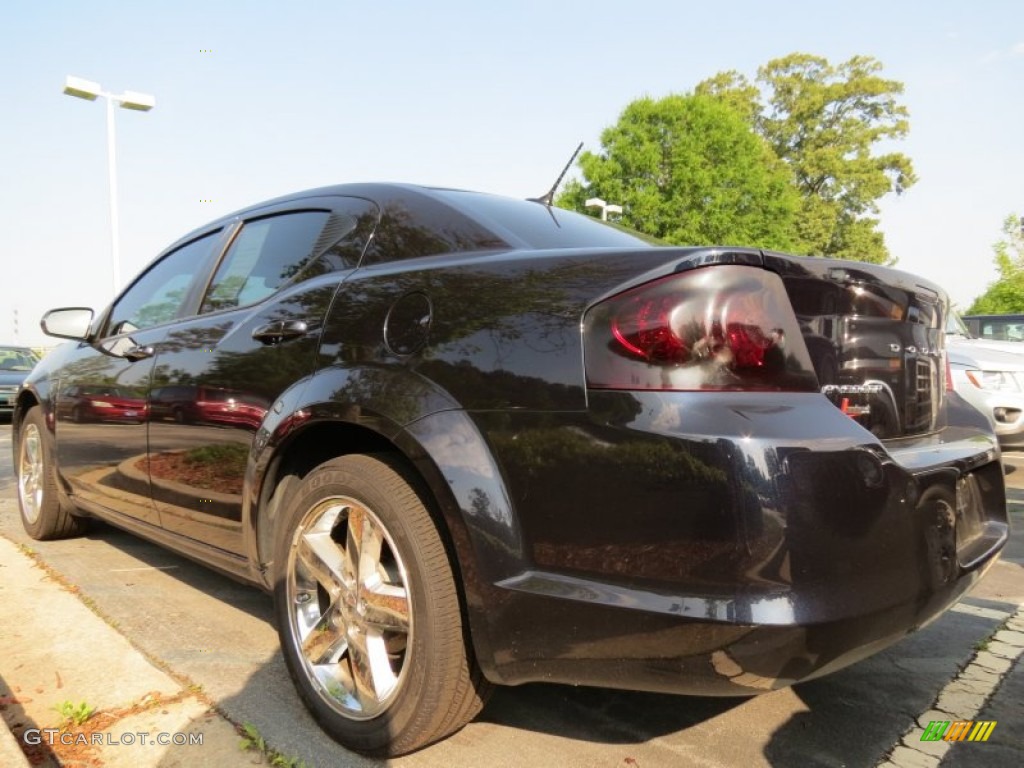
0 345 39 419
13 184 1008 756
56 384 147 424
150 384 269 427
946 313 1024 446
962 313 1024 342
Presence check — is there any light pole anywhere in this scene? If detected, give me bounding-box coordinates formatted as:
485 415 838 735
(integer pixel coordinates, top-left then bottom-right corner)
63 75 155 296
585 196 623 221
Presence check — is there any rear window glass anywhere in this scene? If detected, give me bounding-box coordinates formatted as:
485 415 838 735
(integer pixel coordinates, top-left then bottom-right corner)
972 317 1024 341
363 196 508 264
434 190 659 250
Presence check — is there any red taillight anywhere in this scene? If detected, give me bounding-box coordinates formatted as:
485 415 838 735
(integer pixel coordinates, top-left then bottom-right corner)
609 296 690 363
584 265 817 392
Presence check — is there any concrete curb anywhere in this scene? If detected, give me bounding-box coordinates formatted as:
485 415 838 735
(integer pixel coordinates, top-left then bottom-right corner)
0 535 245 767
877 605 1024 767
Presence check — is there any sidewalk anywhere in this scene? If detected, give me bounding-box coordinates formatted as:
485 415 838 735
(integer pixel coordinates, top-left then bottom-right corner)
0 536 245 767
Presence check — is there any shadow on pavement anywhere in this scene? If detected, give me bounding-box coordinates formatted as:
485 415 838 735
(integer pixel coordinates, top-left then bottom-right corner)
74 520 274 626
763 602 1018 766
0 672 58 767
479 683 741 743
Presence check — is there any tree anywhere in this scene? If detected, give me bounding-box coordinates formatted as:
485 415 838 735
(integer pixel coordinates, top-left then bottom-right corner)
693 70 760 124
557 94 800 250
697 53 916 264
967 214 1024 314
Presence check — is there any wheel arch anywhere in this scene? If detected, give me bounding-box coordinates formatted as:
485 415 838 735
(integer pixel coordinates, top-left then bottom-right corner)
13 388 41 439
248 407 510 681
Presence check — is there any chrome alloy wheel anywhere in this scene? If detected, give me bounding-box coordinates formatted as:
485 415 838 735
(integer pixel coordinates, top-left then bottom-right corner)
286 496 413 720
18 422 44 525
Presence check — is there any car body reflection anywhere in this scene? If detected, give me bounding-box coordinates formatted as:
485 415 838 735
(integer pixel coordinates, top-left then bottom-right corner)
150 385 270 428
56 384 147 424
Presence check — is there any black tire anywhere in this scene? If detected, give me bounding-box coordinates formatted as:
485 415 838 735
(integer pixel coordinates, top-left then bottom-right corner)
16 406 88 540
273 453 490 756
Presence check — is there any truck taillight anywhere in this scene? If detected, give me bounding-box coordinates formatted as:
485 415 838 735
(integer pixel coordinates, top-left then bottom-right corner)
584 265 818 392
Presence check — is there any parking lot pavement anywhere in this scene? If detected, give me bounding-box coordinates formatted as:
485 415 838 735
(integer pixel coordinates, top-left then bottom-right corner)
1 422 1022 767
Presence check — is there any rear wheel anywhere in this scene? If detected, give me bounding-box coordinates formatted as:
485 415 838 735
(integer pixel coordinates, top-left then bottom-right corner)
17 406 88 540
273 454 489 756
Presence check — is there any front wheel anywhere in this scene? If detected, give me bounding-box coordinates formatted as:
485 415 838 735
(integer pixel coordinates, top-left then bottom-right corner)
273 454 490 756
17 406 88 540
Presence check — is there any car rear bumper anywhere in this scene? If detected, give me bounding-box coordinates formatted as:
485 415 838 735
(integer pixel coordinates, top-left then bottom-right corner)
490 550 997 695
424 391 1009 693
487 450 1005 693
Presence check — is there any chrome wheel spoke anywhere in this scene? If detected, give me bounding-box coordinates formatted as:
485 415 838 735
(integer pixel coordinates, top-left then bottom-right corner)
361 582 410 634
350 508 410 633
345 625 398 714
296 528 348 594
354 507 384 586
301 601 349 666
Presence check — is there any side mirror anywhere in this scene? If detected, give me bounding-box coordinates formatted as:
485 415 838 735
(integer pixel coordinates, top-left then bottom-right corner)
41 307 94 341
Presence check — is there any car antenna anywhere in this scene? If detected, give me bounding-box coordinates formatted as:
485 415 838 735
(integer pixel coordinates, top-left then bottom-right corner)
530 141 583 206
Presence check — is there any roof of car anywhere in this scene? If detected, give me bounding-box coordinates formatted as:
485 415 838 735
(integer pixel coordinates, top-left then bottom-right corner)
963 313 1024 320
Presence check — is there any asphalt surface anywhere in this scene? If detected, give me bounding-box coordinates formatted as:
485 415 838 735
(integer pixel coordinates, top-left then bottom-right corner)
1 419 1022 767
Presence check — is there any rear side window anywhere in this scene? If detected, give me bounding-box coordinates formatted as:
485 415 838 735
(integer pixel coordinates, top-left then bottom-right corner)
202 211 330 313
199 198 378 313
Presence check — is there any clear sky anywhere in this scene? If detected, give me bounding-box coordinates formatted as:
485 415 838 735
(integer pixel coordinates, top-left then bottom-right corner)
2 1 1022 348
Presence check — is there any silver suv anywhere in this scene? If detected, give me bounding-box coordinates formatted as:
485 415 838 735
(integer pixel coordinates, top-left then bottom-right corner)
947 313 1024 447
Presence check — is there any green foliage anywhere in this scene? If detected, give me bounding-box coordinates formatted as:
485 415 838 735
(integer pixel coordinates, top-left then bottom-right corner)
557 93 800 250
238 722 267 753
53 700 96 727
697 53 916 263
491 427 728 490
567 53 914 262
239 722 310 768
967 214 1024 314
693 70 760 124
132 286 188 330
184 442 249 467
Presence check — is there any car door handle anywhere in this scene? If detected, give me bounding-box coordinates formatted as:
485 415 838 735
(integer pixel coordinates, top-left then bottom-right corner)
124 345 154 361
251 319 310 345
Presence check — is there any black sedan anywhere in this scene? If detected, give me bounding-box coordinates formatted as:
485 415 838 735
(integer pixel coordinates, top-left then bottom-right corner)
12 184 1008 756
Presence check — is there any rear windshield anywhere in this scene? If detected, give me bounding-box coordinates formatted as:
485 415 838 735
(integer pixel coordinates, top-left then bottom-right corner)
433 190 660 251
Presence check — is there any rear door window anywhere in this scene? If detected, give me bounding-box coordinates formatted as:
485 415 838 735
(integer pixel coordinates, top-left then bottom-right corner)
201 211 330 313
198 199 378 314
